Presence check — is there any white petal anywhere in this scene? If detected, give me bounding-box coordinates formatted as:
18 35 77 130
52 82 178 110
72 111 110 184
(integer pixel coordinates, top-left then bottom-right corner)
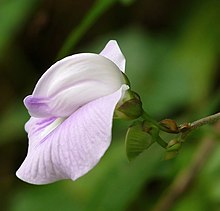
16 88 123 185
100 40 126 72
25 53 125 118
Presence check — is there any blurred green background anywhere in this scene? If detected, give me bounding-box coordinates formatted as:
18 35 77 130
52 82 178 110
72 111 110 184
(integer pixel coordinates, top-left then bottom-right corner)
1 0 220 210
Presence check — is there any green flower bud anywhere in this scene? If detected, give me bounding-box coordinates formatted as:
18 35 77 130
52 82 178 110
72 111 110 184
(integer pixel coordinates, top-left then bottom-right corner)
164 139 182 160
166 139 182 152
114 90 143 120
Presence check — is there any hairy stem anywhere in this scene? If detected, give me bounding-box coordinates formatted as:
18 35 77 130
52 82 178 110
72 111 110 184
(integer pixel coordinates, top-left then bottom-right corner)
190 112 220 130
181 112 220 138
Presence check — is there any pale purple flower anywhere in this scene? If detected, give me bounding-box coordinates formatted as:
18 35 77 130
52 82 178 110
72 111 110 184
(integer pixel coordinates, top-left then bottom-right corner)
16 40 127 184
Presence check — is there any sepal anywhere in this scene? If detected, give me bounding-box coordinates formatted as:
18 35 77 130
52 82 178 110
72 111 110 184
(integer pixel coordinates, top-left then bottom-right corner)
114 90 143 120
125 121 153 161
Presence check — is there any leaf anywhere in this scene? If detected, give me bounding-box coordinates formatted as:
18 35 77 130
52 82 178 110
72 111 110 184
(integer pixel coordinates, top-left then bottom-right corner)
125 121 153 161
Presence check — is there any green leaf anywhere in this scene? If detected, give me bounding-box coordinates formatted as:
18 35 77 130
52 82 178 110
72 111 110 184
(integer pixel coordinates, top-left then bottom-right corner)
125 121 153 161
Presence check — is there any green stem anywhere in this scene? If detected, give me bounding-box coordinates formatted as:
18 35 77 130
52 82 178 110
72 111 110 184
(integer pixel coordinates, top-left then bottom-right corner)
148 125 168 149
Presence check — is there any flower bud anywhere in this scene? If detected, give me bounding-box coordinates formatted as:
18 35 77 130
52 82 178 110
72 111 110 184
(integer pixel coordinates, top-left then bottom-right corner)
114 90 143 120
179 123 191 132
160 119 179 133
164 139 182 160
166 139 181 152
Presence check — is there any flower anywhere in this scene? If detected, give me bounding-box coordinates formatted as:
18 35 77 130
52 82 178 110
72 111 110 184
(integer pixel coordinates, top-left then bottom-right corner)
16 40 128 184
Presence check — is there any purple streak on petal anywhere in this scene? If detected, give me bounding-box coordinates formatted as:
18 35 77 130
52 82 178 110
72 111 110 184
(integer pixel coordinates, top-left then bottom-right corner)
16 88 123 185
100 40 126 72
25 117 56 135
24 95 51 118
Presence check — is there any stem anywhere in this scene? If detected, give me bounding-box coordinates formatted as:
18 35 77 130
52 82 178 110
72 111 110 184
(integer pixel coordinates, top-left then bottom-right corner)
181 112 220 138
190 112 220 130
148 125 168 148
142 110 220 137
